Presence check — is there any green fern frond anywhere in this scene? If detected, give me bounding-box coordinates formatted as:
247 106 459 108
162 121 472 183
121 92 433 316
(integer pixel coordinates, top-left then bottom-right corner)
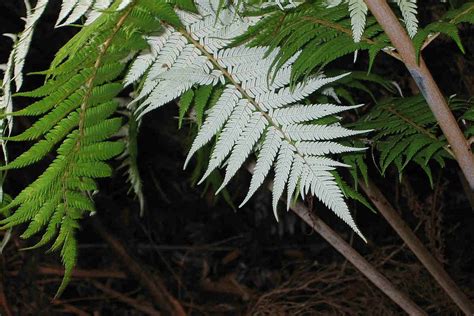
117 104 145 215
0 0 180 296
351 96 468 186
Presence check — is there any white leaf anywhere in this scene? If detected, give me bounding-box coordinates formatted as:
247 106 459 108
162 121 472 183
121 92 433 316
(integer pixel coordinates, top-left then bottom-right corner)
296 141 365 155
184 85 241 168
57 0 79 25
272 103 362 125
397 0 418 38
217 111 267 192
85 0 113 25
199 100 253 182
284 123 369 141
348 0 368 43
14 0 49 90
272 141 294 216
240 127 283 207
59 0 93 26
117 0 133 11
287 154 304 210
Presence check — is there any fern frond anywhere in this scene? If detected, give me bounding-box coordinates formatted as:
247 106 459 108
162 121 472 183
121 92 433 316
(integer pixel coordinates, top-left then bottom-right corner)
0 0 180 295
130 0 368 239
117 104 145 215
352 96 468 185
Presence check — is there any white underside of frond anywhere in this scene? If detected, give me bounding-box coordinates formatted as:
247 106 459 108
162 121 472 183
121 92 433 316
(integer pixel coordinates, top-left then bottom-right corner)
271 103 362 125
396 0 418 38
127 0 368 240
240 127 283 207
199 100 253 182
296 141 365 155
284 123 369 141
185 85 241 167
348 0 368 43
14 0 49 90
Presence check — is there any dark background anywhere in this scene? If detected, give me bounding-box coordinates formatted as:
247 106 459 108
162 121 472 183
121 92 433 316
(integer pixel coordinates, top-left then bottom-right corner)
0 1 473 315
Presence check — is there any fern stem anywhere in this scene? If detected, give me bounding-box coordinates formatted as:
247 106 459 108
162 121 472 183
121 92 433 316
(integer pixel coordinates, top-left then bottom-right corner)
364 0 474 194
359 179 474 316
77 7 134 144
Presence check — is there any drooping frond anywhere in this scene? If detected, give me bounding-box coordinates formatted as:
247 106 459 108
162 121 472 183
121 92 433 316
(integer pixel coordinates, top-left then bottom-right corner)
0 0 181 295
129 0 368 239
56 0 126 26
1 0 49 113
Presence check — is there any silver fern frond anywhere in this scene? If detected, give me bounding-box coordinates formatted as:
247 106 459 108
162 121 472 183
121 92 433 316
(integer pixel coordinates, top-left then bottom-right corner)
128 0 368 240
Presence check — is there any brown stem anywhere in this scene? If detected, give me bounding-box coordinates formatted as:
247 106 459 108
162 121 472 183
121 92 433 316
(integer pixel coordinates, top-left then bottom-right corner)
91 218 186 316
289 200 426 315
363 0 474 191
359 179 474 315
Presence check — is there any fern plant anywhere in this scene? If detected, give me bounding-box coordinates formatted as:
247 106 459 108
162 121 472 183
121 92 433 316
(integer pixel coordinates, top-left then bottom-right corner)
1 0 473 299
0 0 182 294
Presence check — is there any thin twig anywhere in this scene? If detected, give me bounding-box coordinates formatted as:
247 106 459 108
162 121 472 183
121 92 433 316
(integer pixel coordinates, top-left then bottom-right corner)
51 298 89 316
9 266 128 279
92 281 161 316
91 218 186 316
